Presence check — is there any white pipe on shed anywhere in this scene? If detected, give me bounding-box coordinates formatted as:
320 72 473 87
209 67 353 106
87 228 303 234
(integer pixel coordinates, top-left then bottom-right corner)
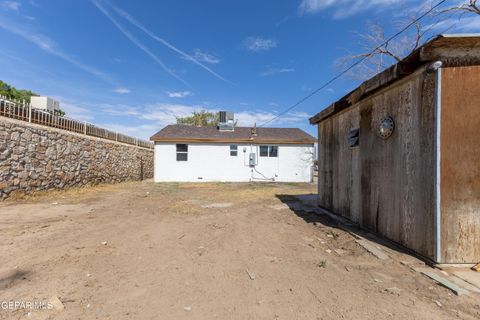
431 60 443 263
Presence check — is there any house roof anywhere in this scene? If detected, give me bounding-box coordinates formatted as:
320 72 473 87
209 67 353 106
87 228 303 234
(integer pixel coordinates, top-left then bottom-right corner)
310 34 480 124
150 125 316 144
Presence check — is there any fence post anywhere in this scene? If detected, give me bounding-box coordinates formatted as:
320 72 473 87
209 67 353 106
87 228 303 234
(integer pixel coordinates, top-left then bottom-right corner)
135 138 138 146
116 132 118 142
28 102 32 123
84 121 87 135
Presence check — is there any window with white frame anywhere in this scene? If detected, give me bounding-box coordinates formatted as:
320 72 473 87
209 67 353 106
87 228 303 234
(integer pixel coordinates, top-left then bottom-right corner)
230 145 238 156
259 145 278 157
176 144 188 161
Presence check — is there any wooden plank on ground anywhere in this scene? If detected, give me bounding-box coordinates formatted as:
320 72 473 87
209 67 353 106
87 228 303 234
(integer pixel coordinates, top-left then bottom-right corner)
355 239 389 260
414 268 470 296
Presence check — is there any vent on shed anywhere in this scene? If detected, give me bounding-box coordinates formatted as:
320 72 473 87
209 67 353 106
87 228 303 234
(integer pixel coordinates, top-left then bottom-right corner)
348 128 359 148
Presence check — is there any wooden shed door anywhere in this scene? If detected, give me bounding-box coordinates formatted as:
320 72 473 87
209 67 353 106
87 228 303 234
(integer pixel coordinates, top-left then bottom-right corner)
440 66 480 263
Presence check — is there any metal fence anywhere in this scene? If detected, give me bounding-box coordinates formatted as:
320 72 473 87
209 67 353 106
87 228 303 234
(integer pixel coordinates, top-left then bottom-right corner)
0 96 153 149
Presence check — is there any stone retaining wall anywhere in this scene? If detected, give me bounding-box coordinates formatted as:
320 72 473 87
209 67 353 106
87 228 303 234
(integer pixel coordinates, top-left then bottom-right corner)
0 118 154 199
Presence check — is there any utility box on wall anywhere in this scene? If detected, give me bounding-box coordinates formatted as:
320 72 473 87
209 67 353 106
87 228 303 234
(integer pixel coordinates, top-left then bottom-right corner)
249 153 256 167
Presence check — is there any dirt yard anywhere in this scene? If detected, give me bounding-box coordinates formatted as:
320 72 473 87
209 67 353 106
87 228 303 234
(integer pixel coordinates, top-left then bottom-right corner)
0 181 479 320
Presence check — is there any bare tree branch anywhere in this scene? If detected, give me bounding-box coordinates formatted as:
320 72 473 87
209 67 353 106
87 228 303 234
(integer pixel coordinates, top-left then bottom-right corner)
440 0 480 15
338 1 479 81
337 20 423 80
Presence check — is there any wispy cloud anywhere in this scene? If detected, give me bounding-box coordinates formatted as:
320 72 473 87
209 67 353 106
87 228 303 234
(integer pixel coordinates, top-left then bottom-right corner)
92 0 189 87
260 67 295 77
244 37 277 52
187 49 221 64
99 101 311 139
1 1 35 20
50 96 95 121
428 16 480 33
102 0 232 84
0 17 116 85
298 0 412 18
101 122 160 140
100 104 143 117
0 0 20 11
60 102 94 121
235 110 311 127
112 87 131 94
166 91 192 98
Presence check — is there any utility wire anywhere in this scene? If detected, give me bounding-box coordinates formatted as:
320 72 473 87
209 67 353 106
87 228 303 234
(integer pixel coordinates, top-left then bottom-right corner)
258 0 448 127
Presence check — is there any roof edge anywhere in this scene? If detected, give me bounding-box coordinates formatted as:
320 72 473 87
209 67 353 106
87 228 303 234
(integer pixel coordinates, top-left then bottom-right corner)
150 137 316 144
309 56 422 124
150 124 316 144
310 34 480 124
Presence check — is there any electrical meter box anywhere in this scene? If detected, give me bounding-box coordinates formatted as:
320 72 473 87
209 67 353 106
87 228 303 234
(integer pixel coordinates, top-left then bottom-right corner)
249 153 256 166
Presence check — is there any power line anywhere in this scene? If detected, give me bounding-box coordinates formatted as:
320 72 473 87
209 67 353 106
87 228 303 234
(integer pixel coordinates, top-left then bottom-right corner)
258 0 448 127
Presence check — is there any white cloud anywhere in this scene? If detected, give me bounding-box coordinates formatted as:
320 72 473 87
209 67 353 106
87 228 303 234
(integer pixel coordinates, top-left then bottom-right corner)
244 37 277 52
166 91 193 98
101 102 199 126
60 102 94 121
188 49 221 64
100 101 311 136
104 0 232 84
260 67 296 76
298 0 333 15
100 104 142 117
235 110 311 127
50 96 95 121
298 0 411 18
0 1 36 21
0 1 20 11
100 122 159 140
92 0 189 87
455 17 480 31
428 16 480 33
0 18 116 85
112 87 131 94
108 109 311 140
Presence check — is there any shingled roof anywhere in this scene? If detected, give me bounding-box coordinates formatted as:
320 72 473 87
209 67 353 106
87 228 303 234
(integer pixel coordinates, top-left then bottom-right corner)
150 125 316 144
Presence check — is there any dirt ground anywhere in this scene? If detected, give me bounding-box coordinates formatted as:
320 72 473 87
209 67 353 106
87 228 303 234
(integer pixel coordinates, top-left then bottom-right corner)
0 181 479 320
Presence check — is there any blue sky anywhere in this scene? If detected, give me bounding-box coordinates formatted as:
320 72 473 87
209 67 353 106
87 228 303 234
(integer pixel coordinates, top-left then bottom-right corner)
0 0 478 139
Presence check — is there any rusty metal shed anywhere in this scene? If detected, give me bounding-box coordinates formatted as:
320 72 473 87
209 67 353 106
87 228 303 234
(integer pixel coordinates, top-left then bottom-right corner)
310 34 480 264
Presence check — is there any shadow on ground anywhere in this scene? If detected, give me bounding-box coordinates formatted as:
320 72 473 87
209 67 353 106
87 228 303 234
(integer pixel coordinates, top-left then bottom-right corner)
275 194 343 229
276 193 430 264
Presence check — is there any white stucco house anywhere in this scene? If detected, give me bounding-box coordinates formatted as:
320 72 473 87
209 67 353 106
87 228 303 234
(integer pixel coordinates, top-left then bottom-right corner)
150 116 316 183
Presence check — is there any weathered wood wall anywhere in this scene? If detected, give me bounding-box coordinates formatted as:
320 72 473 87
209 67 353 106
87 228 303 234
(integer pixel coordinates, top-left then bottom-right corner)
317 70 437 260
440 66 480 263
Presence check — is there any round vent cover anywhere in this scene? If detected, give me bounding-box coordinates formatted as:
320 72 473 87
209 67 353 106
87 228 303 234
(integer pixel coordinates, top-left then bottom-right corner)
378 116 395 139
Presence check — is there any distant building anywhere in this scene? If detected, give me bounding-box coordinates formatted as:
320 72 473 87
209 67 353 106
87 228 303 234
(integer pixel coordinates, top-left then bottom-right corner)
310 34 480 264
150 112 316 183
30 96 60 113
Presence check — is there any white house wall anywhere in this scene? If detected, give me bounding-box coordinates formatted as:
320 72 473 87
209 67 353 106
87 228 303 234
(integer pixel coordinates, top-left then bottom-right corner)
154 142 313 183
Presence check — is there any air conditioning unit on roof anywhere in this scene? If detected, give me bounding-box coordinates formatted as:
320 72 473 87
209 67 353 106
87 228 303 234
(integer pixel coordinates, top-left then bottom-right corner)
218 111 235 131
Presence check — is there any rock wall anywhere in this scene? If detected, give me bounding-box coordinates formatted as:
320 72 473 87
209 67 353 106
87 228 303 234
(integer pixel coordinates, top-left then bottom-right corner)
0 118 154 199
